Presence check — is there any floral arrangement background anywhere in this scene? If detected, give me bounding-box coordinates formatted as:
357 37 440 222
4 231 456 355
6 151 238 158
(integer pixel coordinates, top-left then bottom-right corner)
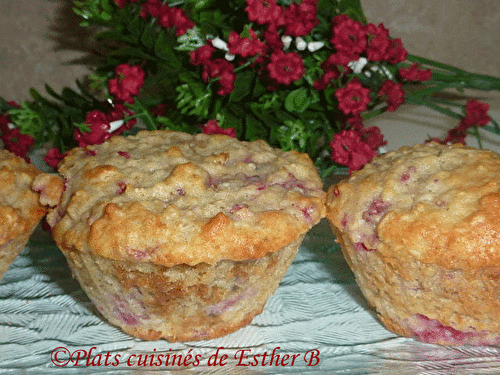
1 0 500 176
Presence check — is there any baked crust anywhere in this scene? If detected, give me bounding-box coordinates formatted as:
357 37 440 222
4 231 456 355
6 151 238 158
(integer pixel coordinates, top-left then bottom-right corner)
51 130 325 266
326 142 500 344
327 142 500 271
0 150 63 278
0 150 46 245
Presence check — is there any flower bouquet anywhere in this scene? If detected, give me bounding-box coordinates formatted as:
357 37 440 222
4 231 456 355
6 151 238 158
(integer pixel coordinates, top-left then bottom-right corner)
1 0 500 176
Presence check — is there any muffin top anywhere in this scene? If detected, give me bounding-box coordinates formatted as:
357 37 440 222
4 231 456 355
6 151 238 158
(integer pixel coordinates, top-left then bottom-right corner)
0 150 61 245
326 142 500 270
50 130 326 266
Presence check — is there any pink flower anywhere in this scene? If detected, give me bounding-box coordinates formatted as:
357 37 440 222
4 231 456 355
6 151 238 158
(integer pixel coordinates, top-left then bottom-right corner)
330 129 376 171
335 79 371 116
330 14 367 55
399 63 432 82
74 110 112 148
108 64 145 104
266 50 305 85
378 80 405 112
202 59 236 96
201 120 236 138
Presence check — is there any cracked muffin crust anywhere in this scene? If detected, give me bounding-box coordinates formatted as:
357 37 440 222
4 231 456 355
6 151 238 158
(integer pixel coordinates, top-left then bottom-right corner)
326 142 500 345
0 150 62 279
49 130 325 341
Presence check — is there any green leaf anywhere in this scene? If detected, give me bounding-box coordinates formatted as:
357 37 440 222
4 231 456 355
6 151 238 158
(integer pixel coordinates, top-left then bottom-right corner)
230 70 255 102
284 87 311 113
154 30 182 69
176 83 212 118
176 26 205 52
275 119 310 152
140 25 157 51
245 114 268 142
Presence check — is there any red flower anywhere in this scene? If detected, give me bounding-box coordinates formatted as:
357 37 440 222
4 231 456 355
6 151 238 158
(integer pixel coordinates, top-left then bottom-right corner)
202 59 236 96
114 0 137 8
463 99 490 127
227 30 267 59
149 103 168 117
190 44 215 66
245 0 283 25
201 120 236 138
140 0 163 18
443 127 467 145
168 7 195 36
378 80 405 112
262 26 283 50
361 126 387 150
335 79 371 116
108 103 137 134
313 69 340 90
322 52 357 70
282 0 319 37
344 116 386 150
74 110 112 148
365 23 391 62
44 147 68 168
330 14 367 55
267 50 305 85
399 63 432 82
1 128 35 162
108 64 145 104
387 38 408 64
329 129 376 171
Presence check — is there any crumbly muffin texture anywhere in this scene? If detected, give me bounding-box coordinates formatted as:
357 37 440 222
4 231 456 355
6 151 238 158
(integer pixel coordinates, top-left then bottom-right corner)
326 142 500 345
0 150 62 279
49 130 325 341
50 130 325 266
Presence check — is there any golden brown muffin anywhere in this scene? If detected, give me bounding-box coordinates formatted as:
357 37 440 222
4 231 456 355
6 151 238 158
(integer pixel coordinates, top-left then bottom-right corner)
326 142 500 345
49 130 325 341
0 150 62 279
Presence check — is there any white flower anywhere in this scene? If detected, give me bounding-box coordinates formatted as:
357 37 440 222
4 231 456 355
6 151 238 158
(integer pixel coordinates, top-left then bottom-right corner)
225 53 235 61
348 57 368 74
108 120 124 133
212 37 228 51
295 37 307 51
370 64 394 80
281 35 292 50
307 41 324 52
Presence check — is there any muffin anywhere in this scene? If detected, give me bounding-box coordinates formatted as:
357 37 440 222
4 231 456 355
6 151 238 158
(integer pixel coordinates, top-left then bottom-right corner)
48 130 325 341
326 142 500 345
0 150 62 279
